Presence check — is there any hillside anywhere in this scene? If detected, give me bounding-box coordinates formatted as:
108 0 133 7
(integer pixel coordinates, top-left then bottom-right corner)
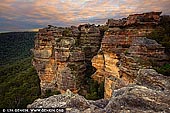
0 32 41 108
0 32 36 65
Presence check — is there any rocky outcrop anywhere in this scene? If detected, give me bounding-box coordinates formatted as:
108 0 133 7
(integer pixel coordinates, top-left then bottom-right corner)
125 12 161 26
32 24 102 94
28 69 170 112
105 84 170 113
29 11 170 112
27 89 108 113
28 67 170 112
137 69 170 93
91 11 168 99
107 11 162 28
119 37 168 87
32 11 168 97
106 19 126 27
79 24 102 62
32 26 57 94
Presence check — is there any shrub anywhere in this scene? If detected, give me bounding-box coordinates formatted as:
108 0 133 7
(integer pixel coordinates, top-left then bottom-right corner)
154 64 170 76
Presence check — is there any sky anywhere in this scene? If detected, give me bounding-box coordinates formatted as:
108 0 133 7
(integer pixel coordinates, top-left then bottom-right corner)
0 0 170 32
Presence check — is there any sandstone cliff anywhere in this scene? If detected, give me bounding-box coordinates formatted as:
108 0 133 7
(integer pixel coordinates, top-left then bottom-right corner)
92 11 169 99
32 24 102 94
30 12 170 112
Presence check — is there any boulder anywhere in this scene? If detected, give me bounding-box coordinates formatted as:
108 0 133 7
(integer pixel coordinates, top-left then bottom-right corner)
28 83 170 113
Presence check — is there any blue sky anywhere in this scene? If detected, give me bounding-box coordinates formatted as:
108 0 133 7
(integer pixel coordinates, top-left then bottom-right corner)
0 0 170 32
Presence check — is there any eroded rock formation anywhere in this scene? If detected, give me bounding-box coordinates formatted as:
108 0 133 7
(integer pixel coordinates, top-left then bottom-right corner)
30 11 170 112
32 12 169 96
32 24 102 94
91 11 169 99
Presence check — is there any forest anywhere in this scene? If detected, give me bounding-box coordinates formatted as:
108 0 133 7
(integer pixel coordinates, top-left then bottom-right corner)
0 32 41 108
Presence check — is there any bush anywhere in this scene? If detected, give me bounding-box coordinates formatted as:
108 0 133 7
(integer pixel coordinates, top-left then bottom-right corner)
0 58 41 108
85 79 104 100
154 64 170 76
43 89 61 98
147 16 170 53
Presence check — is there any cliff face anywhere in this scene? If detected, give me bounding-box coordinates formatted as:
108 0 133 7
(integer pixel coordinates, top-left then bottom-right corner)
92 11 169 99
33 12 169 97
32 24 102 94
30 11 170 112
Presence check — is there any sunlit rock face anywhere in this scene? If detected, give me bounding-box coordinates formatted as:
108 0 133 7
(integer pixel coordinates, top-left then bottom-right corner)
30 12 170 112
32 24 102 94
91 11 168 99
33 11 168 99
92 52 121 99
32 27 57 94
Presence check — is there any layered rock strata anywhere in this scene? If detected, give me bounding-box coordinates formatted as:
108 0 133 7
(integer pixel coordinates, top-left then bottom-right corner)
107 11 161 28
91 11 168 99
32 24 102 94
32 12 168 99
30 11 170 112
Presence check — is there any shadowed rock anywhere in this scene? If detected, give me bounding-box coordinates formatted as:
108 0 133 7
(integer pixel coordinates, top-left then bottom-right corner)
28 76 170 112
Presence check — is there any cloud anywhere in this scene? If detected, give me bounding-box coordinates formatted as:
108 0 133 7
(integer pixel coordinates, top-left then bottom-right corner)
0 0 170 32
